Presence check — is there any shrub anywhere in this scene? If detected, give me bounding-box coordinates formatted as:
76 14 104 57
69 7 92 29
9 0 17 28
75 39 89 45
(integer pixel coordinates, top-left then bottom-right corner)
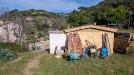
0 48 17 61
0 43 28 52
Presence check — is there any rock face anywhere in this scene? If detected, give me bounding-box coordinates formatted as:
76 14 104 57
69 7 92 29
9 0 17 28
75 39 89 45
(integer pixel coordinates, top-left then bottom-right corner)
0 22 23 42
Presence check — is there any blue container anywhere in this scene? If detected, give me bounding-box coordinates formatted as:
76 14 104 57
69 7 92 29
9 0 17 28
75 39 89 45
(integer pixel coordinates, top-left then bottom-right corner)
101 47 108 58
68 52 80 60
83 48 89 58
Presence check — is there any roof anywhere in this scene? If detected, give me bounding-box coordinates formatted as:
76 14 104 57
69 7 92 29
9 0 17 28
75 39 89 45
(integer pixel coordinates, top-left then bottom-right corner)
48 31 64 34
64 25 118 33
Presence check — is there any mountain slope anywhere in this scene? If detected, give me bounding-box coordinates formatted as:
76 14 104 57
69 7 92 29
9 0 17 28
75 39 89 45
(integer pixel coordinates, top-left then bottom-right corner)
68 0 134 28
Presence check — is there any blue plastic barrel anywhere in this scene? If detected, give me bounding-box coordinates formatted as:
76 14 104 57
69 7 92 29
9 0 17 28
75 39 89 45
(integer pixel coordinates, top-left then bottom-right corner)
101 47 108 58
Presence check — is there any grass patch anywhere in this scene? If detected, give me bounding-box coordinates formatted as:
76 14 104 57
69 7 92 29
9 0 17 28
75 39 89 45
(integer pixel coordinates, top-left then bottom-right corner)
33 53 134 75
0 52 37 75
0 52 133 75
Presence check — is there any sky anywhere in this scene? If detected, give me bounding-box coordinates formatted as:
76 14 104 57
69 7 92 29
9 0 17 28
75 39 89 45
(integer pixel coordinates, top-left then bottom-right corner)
0 0 102 13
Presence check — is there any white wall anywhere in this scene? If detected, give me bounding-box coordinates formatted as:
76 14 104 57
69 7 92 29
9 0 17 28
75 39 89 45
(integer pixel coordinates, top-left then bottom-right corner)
49 33 66 54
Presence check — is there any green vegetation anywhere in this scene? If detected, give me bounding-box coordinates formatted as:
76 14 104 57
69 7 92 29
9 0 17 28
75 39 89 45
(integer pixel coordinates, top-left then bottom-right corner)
0 0 134 75
0 51 133 75
33 53 134 75
0 43 27 52
1 0 134 33
0 49 134 75
0 48 16 61
67 10 94 27
0 52 133 75
0 9 68 34
67 0 134 28
118 29 134 33
0 52 37 75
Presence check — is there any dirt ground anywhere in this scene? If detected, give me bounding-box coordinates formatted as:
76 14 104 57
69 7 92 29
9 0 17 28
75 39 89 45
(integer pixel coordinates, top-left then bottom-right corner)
23 51 46 75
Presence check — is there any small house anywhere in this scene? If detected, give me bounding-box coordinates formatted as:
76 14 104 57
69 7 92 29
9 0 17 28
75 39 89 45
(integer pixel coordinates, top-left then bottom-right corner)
64 25 118 54
49 31 66 54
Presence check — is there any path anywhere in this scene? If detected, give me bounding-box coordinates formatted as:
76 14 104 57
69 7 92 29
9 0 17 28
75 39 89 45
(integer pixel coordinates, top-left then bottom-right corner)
23 51 45 75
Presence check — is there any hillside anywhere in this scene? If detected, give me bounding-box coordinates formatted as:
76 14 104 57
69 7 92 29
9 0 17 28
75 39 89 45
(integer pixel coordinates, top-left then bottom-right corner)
1 0 134 33
67 0 134 28
0 9 67 34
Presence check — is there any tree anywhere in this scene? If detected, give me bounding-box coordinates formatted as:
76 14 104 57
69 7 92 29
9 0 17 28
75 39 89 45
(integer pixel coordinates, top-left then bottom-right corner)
67 10 95 27
107 6 130 24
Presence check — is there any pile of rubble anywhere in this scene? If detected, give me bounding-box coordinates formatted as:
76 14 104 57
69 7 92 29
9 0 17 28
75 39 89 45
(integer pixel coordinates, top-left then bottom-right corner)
114 32 134 54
